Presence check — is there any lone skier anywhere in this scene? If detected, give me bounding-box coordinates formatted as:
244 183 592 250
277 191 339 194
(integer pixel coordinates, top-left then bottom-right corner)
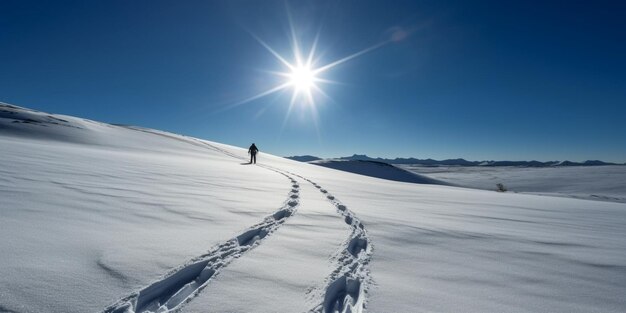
248 143 259 164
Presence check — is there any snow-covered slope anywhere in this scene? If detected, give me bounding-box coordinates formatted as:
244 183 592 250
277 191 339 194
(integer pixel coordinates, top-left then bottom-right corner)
2 103 626 313
400 164 626 203
310 159 448 185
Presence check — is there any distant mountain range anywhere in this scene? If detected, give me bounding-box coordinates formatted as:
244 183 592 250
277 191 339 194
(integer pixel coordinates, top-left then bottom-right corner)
285 154 625 167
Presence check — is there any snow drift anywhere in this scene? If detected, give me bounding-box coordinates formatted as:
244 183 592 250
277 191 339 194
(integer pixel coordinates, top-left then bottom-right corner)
310 159 448 185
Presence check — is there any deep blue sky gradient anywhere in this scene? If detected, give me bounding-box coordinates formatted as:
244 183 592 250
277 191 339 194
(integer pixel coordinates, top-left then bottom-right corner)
1 0 625 162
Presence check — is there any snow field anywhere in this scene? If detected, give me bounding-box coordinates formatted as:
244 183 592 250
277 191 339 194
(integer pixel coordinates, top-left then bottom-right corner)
400 164 626 203
2 103 626 313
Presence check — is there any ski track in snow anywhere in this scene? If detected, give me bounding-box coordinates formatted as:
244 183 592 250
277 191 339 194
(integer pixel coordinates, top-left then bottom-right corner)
107 129 373 313
103 171 300 313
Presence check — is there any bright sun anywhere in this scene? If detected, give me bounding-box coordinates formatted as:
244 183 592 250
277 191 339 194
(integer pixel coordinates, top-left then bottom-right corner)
289 65 316 92
233 15 387 126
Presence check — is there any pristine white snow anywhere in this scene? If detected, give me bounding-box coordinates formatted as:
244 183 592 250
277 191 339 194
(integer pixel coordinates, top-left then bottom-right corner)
2 102 626 313
311 159 448 185
399 164 626 203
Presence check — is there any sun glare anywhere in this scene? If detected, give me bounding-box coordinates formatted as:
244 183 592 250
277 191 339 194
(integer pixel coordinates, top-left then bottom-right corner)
228 10 389 131
289 65 316 92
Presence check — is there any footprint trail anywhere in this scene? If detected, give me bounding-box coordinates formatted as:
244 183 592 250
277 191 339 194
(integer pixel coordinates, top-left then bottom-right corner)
103 173 300 313
115 128 373 312
277 171 373 313
188 141 375 312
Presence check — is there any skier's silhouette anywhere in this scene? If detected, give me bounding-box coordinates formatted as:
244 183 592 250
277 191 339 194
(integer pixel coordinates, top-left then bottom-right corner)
248 143 259 164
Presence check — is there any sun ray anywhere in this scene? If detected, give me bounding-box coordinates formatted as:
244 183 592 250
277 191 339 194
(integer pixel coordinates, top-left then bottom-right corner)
221 82 291 111
307 30 321 68
262 70 292 77
250 33 294 70
309 98 322 142
312 84 333 102
314 77 345 85
313 40 387 74
281 90 300 132
286 4 303 67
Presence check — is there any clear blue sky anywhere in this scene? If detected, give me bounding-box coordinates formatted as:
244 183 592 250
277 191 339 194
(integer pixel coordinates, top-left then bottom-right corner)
1 0 625 162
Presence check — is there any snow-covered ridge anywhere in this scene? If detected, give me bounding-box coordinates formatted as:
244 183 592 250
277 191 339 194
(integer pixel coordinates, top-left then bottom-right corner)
0 102 203 154
310 159 448 185
1 102 101 143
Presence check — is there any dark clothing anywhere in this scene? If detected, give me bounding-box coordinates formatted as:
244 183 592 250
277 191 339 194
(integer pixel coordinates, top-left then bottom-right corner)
248 144 258 164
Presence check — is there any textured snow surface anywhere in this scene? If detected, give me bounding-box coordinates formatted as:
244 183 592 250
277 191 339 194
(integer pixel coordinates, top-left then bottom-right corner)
311 159 448 185
400 165 626 203
1 103 626 313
